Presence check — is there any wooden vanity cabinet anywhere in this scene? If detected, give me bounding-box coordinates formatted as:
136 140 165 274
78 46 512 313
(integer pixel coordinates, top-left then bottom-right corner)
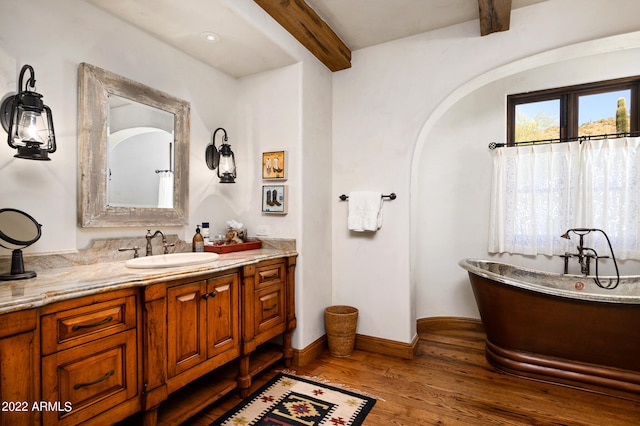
142 270 241 425
142 256 296 425
39 289 141 426
166 272 240 381
0 309 39 426
242 259 287 350
0 253 295 426
239 257 296 396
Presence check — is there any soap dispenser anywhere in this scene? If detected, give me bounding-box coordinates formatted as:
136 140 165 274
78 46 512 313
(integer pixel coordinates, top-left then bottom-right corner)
192 225 204 252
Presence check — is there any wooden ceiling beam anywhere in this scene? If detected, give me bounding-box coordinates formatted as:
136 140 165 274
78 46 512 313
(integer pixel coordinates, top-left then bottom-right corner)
478 0 512 36
254 0 351 72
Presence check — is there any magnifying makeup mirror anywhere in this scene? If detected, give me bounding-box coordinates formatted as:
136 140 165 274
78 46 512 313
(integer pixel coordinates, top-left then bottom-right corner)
0 208 42 280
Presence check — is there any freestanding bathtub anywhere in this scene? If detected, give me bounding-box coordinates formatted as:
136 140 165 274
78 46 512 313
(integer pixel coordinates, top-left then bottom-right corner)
459 258 640 400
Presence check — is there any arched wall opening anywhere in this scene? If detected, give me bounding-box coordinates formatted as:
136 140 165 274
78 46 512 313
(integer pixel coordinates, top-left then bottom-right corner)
410 32 640 320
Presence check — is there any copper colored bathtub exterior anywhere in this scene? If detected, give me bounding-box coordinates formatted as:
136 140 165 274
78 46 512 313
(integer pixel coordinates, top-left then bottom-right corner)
459 259 640 401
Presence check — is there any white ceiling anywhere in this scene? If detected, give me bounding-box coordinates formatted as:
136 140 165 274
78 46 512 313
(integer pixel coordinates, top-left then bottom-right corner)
86 0 547 78
306 0 545 50
85 0 298 78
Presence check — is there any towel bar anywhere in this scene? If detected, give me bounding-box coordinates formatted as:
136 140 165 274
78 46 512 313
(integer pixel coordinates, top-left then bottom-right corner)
339 193 396 201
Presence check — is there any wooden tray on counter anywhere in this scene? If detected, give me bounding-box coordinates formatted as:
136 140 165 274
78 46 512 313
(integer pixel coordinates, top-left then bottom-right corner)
204 240 262 254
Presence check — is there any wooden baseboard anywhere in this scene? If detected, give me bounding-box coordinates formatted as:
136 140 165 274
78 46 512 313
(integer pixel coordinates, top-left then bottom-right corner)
293 332 418 363
292 335 326 366
417 316 483 333
293 317 483 365
355 333 419 359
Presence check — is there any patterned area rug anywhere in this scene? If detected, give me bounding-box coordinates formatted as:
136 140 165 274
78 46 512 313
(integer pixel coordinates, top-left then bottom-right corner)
212 372 377 425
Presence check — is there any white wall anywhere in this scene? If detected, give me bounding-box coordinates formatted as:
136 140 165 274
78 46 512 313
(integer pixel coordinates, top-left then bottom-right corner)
332 0 640 342
0 0 238 251
298 61 334 348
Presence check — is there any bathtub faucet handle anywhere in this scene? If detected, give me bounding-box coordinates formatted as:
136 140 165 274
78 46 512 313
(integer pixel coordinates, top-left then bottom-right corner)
560 253 576 275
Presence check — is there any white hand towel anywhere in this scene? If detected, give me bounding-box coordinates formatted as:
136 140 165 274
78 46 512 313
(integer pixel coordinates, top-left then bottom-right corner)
157 170 174 208
347 191 383 232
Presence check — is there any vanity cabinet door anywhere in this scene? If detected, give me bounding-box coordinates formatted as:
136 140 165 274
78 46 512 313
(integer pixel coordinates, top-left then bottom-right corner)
206 273 240 359
166 274 242 379
254 285 285 335
0 310 38 426
167 280 208 378
253 259 287 342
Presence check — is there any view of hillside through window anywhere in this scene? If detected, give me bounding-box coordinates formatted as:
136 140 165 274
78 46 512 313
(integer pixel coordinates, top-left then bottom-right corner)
515 99 560 142
515 90 631 142
578 90 630 136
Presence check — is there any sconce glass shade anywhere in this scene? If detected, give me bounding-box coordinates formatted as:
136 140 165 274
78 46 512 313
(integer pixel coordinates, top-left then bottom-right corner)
0 65 56 161
218 143 236 183
206 127 236 183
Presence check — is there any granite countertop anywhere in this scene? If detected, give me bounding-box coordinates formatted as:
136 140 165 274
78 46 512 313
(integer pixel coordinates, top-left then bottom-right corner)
0 243 297 315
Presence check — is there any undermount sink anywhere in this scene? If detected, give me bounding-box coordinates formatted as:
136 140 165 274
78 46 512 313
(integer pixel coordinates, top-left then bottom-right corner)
125 252 220 269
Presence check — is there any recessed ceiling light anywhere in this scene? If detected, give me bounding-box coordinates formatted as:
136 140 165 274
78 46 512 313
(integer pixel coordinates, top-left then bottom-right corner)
200 32 221 43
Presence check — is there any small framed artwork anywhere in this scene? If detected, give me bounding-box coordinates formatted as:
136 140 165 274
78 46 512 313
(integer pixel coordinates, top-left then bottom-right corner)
262 185 287 214
262 151 286 180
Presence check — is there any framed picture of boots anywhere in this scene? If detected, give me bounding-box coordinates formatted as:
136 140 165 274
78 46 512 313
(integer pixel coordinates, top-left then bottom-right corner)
262 151 286 180
262 185 287 214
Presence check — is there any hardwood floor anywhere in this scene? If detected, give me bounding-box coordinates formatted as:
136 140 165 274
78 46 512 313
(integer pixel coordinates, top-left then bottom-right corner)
184 321 640 425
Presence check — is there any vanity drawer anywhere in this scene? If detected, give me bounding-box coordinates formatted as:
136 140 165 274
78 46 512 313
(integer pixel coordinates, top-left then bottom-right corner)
41 329 138 426
254 284 285 335
255 260 285 289
41 294 137 355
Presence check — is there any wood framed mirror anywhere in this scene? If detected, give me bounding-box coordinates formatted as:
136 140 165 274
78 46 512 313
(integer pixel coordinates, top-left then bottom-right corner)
78 63 190 227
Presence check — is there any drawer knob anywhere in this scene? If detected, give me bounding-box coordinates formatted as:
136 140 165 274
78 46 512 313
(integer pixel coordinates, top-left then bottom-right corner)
73 369 114 389
203 291 216 300
71 315 113 331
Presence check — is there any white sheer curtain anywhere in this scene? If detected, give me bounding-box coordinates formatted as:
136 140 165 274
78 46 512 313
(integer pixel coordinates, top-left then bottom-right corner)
489 136 640 259
578 137 640 258
489 142 580 255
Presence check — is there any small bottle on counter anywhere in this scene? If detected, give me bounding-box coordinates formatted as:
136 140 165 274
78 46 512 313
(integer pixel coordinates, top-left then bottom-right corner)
192 225 204 252
202 222 210 245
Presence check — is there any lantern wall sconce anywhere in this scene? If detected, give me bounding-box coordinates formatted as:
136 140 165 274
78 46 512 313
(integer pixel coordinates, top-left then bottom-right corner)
205 127 236 183
0 64 56 160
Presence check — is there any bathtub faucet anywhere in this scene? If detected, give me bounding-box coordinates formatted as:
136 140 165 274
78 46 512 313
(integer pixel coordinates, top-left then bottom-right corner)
560 228 595 275
560 228 620 289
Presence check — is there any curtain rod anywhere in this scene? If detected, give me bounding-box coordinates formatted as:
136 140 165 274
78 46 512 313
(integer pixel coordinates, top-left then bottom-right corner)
489 131 640 150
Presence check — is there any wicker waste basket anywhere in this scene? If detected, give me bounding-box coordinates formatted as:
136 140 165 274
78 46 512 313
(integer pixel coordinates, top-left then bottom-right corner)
324 305 358 357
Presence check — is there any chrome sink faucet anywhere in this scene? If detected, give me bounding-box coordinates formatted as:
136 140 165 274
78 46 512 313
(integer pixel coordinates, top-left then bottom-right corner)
146 230 171 256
